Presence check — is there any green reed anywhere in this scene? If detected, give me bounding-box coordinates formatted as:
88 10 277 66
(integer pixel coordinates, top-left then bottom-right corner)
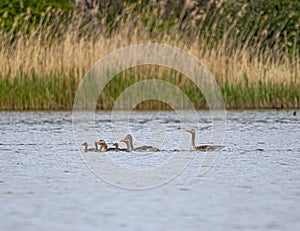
1 71 299 110
0 73 77 110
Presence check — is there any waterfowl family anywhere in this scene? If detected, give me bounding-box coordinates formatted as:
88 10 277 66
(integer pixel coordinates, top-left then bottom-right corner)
82 129 224 152
185 129 224 151
120 134 159 152
82 142 98 152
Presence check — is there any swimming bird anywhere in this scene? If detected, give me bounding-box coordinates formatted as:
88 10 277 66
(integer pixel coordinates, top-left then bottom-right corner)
185 129 224 151
97 139 118 152
120 134 159 152
82 142 98 152
113 143 127 151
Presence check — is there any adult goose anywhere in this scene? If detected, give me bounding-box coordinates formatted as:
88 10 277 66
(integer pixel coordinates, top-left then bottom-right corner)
185 129 224 151
120 134 159 152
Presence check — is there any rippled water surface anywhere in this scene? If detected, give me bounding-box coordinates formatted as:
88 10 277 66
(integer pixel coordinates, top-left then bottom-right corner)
0 110 300 230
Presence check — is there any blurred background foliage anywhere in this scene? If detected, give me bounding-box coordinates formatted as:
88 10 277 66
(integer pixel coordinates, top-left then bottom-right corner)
0 0 72 31
0 0 299 54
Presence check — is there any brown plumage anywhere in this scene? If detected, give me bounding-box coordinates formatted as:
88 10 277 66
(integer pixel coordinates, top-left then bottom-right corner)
82 142 98 152
185 129 224 151
120 134 159 152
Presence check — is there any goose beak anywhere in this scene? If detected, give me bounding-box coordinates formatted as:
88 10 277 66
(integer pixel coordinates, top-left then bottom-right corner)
185 129 191 133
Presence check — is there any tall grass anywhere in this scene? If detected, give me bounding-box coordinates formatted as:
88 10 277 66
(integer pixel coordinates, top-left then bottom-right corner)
0 1 299 110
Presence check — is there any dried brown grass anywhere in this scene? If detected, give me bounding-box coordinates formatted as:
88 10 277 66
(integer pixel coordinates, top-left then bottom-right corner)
0 3 299 109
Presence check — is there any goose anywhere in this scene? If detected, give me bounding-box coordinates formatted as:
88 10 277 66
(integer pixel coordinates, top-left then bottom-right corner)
185 129 224 151
97 139 118 152
113 143 127 151
82 142 98 152
120 134 159 152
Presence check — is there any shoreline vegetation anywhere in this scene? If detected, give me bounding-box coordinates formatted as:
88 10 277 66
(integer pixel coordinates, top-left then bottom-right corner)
0 0 299 110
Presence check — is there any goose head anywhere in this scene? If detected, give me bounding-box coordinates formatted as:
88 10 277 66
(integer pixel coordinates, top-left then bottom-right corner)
82 142 88 147
120 134 132 143
97 139 106 145
113 143 119 149
185 129 195 134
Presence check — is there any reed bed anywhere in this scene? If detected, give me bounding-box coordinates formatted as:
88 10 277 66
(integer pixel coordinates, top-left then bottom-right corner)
0 1 299 110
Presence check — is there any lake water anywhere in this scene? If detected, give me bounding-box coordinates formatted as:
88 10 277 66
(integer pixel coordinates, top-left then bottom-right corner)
0 110 299 230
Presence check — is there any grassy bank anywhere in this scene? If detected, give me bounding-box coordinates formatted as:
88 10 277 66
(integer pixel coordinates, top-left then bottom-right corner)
0 1 299 110
1 71 299 110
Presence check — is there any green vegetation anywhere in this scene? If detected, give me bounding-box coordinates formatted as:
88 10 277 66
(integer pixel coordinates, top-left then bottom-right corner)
0 0 72 33
0 0 299 110
1 69 299 110
0 73 77 110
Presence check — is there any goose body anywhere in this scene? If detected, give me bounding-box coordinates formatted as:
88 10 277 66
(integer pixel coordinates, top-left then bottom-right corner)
120 134 159 152
185 129 224 151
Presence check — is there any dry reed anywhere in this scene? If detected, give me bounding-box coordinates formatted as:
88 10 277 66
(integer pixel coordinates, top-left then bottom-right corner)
0 2 299 110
